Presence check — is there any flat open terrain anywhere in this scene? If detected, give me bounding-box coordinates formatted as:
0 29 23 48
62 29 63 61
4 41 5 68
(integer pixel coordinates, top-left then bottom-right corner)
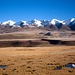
0 46 75 75
0 30 75 75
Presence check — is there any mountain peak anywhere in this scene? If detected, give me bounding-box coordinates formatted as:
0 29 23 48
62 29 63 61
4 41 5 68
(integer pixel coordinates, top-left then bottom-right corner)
70 18 75 22
33 19 37 21
1 20 15 26
0 18 75 30
20 20 28 25
27 19 42 27
51 19 63 25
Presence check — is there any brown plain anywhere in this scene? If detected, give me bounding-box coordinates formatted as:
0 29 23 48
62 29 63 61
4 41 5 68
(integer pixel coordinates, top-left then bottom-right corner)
0 29 75 75
0 46 75 75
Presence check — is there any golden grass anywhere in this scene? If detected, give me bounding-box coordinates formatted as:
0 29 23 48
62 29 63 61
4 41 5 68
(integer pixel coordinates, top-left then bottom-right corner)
0 46 75 75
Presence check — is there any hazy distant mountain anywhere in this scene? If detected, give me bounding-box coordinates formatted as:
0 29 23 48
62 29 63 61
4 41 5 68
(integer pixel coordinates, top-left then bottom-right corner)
0 18 75 32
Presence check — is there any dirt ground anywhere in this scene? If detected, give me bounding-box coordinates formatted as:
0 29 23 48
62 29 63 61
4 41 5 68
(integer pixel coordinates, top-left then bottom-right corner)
0 46 75 75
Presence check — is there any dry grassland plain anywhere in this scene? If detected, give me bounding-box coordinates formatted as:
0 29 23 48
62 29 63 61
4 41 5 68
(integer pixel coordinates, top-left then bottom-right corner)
0 30 75 75
0 46 75 75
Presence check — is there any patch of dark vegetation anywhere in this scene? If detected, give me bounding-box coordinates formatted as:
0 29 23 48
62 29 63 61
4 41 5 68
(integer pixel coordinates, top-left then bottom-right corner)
42 38 75 45
0 40 50 47
0 60 2 62
68 70 73 73
12 41 21 46
3 68 6 70
26 69 36 74
47 63 60 65
7 59 11 61
12 68 16 71
27 61 33 64
32 70 36 72
27 66 31 68
47 63 53 65
2 73 8 75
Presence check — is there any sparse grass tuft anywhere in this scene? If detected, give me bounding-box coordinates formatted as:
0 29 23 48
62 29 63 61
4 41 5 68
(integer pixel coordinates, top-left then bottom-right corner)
2 73 8 75
27 66 31 68
12 68 16 71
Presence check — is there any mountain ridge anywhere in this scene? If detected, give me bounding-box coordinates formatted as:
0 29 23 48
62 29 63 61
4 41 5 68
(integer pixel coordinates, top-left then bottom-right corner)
0 18 75 31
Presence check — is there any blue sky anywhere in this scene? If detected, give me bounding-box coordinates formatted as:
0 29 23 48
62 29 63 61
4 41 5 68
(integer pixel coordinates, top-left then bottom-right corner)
0 0 75 22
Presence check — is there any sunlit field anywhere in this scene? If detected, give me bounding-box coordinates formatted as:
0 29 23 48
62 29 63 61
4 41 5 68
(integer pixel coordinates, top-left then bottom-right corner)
0 46 75 75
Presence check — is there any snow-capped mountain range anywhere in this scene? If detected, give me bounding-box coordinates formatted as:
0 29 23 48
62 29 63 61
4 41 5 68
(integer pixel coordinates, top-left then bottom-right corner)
0 18 75 31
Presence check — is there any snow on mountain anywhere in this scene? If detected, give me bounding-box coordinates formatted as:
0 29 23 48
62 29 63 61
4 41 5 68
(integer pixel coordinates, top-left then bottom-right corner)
63 18 75 26
41 20 50 26
50 19 64 25
1 20 15 26
70 18 75 25
14 20 28 27
63 20 70 26
27 19 43 27
21 20 28 25
70 18 75 22
0 18 75 30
